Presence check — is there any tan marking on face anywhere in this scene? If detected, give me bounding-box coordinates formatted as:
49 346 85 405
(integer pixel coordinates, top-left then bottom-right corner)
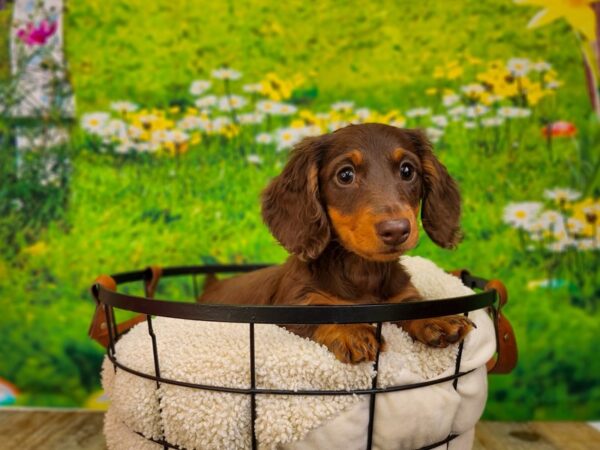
392 148 405 162
328 206 419 261
348 150 363 166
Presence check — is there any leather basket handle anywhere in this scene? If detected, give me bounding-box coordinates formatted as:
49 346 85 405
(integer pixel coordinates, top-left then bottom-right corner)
89 266 163 348
484 279 518 374
449 270 518 374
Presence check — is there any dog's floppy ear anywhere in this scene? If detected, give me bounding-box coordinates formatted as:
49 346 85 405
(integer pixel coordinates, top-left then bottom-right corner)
261 135 330 260
407 129 462 248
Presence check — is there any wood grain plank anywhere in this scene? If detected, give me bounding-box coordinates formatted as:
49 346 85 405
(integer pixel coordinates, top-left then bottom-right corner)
474 422 559 450
474 421 600 450
531 422 600 450
1 410 600 450
0 410 106 450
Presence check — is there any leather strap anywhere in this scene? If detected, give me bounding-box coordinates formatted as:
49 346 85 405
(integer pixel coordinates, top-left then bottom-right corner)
449 269 518 374
89 267 163 348
484 279 518 374
144 266 163 298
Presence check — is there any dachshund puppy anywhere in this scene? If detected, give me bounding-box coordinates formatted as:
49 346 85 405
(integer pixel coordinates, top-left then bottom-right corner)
200 123 473 364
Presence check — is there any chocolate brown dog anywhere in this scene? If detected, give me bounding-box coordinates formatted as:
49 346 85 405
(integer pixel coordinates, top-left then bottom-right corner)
200 123 473 363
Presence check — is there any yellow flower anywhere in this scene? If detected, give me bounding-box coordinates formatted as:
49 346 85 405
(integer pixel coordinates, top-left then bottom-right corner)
425 87 438 96
190 132 201 145
515 0 596 41
259 72 303 101
446 66 464 80
290 119 306 128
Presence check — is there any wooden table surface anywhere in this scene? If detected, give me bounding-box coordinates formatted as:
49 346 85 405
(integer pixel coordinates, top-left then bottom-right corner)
0 409 599 450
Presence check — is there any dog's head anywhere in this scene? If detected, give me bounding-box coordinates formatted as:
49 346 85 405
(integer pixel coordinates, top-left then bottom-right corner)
262 123 461 261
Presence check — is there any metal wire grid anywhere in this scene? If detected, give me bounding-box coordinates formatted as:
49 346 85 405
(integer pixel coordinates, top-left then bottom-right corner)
92 265 497 450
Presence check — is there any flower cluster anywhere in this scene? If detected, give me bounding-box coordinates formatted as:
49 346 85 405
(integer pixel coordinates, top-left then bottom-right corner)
80 57 563 160
503 189 599 252
417 57 561 143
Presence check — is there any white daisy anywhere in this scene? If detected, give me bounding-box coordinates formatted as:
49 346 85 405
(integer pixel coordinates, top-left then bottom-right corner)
247 154 262 165
151 129 169 145
272 102 298 116
137 114 159 129
355 108 371 121
507 58 531 77
302 124 322 137
546 238 575 253
532 61 552 72
536 210 567 235
498 106 531 119
465 105 489 118
544 188 581 203
256 100 278 114
115 140 134 154
331 101 354 112
166 129 189 144
481 117 504 127
238 112 265 125
211 68 242 80
275 127 303 151
243 83 264 93
255 133 273 144
425 127 444 143
566 217 584 234
177 115 211 131
218 95 247 112
546 80 561 89
575 239 597 251
430 115 448 128
448 105 466 119
194 95 218 109
461 84 485 97
128 125 143 139
211 116 232 133
463 121 477 129
81 112 110 134
189 80 212 96
405 107 431 118
101 119 128 142
110 101 138 114
443 94 460 107
503 202 543 229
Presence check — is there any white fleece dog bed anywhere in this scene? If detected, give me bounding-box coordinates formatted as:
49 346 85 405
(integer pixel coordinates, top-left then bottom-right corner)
102 256 496 450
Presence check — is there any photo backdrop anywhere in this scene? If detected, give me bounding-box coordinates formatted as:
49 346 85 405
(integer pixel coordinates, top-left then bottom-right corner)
0 0 599 420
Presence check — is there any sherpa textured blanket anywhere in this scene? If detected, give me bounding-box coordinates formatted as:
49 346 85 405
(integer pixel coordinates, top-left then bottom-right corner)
102 256 496 450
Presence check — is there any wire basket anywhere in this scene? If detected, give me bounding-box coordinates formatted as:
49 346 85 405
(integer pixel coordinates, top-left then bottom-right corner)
90 264 517 450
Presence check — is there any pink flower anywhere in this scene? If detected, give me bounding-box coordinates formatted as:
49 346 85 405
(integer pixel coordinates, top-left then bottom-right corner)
16 20 57 46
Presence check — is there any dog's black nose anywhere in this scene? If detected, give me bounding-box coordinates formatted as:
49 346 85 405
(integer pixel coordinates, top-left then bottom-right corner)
376 219 410 246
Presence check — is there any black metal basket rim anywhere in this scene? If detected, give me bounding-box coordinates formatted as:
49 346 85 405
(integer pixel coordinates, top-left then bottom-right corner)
92 264 497 324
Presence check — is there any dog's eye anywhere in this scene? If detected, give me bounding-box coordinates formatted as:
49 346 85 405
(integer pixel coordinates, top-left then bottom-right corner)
399 163 415 181
336 166 355 185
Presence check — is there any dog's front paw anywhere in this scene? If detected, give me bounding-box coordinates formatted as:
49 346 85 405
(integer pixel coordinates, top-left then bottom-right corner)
314 324 385 364
400 316 475 348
